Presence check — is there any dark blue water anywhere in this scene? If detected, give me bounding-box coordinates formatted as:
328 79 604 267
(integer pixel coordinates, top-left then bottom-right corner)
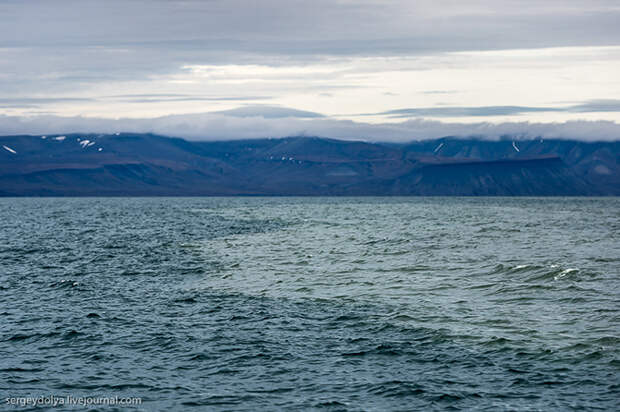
1 197 619 411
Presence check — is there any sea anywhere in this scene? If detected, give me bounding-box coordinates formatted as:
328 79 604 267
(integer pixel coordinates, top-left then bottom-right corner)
1 197 618 411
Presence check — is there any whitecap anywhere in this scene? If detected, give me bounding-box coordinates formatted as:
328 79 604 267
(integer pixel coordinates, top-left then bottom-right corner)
554 268 578 280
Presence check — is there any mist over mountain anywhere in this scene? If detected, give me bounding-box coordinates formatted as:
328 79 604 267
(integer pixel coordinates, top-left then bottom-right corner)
1 112 620 143
1 133 617 196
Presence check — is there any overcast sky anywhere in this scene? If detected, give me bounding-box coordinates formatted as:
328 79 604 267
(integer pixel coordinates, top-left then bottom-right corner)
1 0 620 140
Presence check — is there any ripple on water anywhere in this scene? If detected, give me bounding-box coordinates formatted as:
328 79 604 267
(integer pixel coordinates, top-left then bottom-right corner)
0 197 618 410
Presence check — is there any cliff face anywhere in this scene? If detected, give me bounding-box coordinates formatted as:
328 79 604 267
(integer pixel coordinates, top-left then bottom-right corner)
0 134 618 196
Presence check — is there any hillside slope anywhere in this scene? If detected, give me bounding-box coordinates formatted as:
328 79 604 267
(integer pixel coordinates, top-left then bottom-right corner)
0 134 617 196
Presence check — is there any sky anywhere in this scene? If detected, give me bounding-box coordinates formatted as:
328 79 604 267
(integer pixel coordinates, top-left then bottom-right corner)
1 0 620 141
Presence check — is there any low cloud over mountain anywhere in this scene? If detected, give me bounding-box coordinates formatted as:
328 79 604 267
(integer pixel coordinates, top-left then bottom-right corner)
1 108 619 142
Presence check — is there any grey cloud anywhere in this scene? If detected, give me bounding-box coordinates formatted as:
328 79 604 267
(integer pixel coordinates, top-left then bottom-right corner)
374 106 561 118
0 111 618 142
4 1 619 53
214 106 324 119
0 105 39 109
103 94 271 101
570 99 620 113
1 0 619 95
114 96 273 103
108 94 192 99
368 101 620 118
0 98 94 109
0 98 93 104
0 94 272 110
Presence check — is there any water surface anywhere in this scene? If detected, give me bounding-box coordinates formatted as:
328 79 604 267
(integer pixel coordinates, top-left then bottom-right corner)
1 197 619 410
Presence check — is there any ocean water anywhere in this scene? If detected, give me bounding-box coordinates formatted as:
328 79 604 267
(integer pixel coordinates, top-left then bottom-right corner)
1 197 618 411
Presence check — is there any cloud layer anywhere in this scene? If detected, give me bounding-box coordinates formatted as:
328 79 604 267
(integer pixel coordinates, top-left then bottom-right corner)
367 100 620 118
2 1 619 124
1 111 618 142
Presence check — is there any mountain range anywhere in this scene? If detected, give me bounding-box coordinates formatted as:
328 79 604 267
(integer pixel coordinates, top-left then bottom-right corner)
0 133 618 196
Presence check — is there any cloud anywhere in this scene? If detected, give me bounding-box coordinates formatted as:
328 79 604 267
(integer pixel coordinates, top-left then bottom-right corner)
1 110 618 142
570 99 620 113
1 1 619 94
1 1 619 124
4 1 619 55
0 97 95 108
366 100 620 118
214 106 324 118
113 96 273 103
371 106 561 118
0 98 94 104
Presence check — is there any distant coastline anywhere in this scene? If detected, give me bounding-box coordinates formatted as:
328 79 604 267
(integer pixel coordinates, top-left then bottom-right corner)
1 134 618 197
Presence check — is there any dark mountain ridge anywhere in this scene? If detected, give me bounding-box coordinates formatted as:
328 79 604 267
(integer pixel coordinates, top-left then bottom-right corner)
0 133 618 196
